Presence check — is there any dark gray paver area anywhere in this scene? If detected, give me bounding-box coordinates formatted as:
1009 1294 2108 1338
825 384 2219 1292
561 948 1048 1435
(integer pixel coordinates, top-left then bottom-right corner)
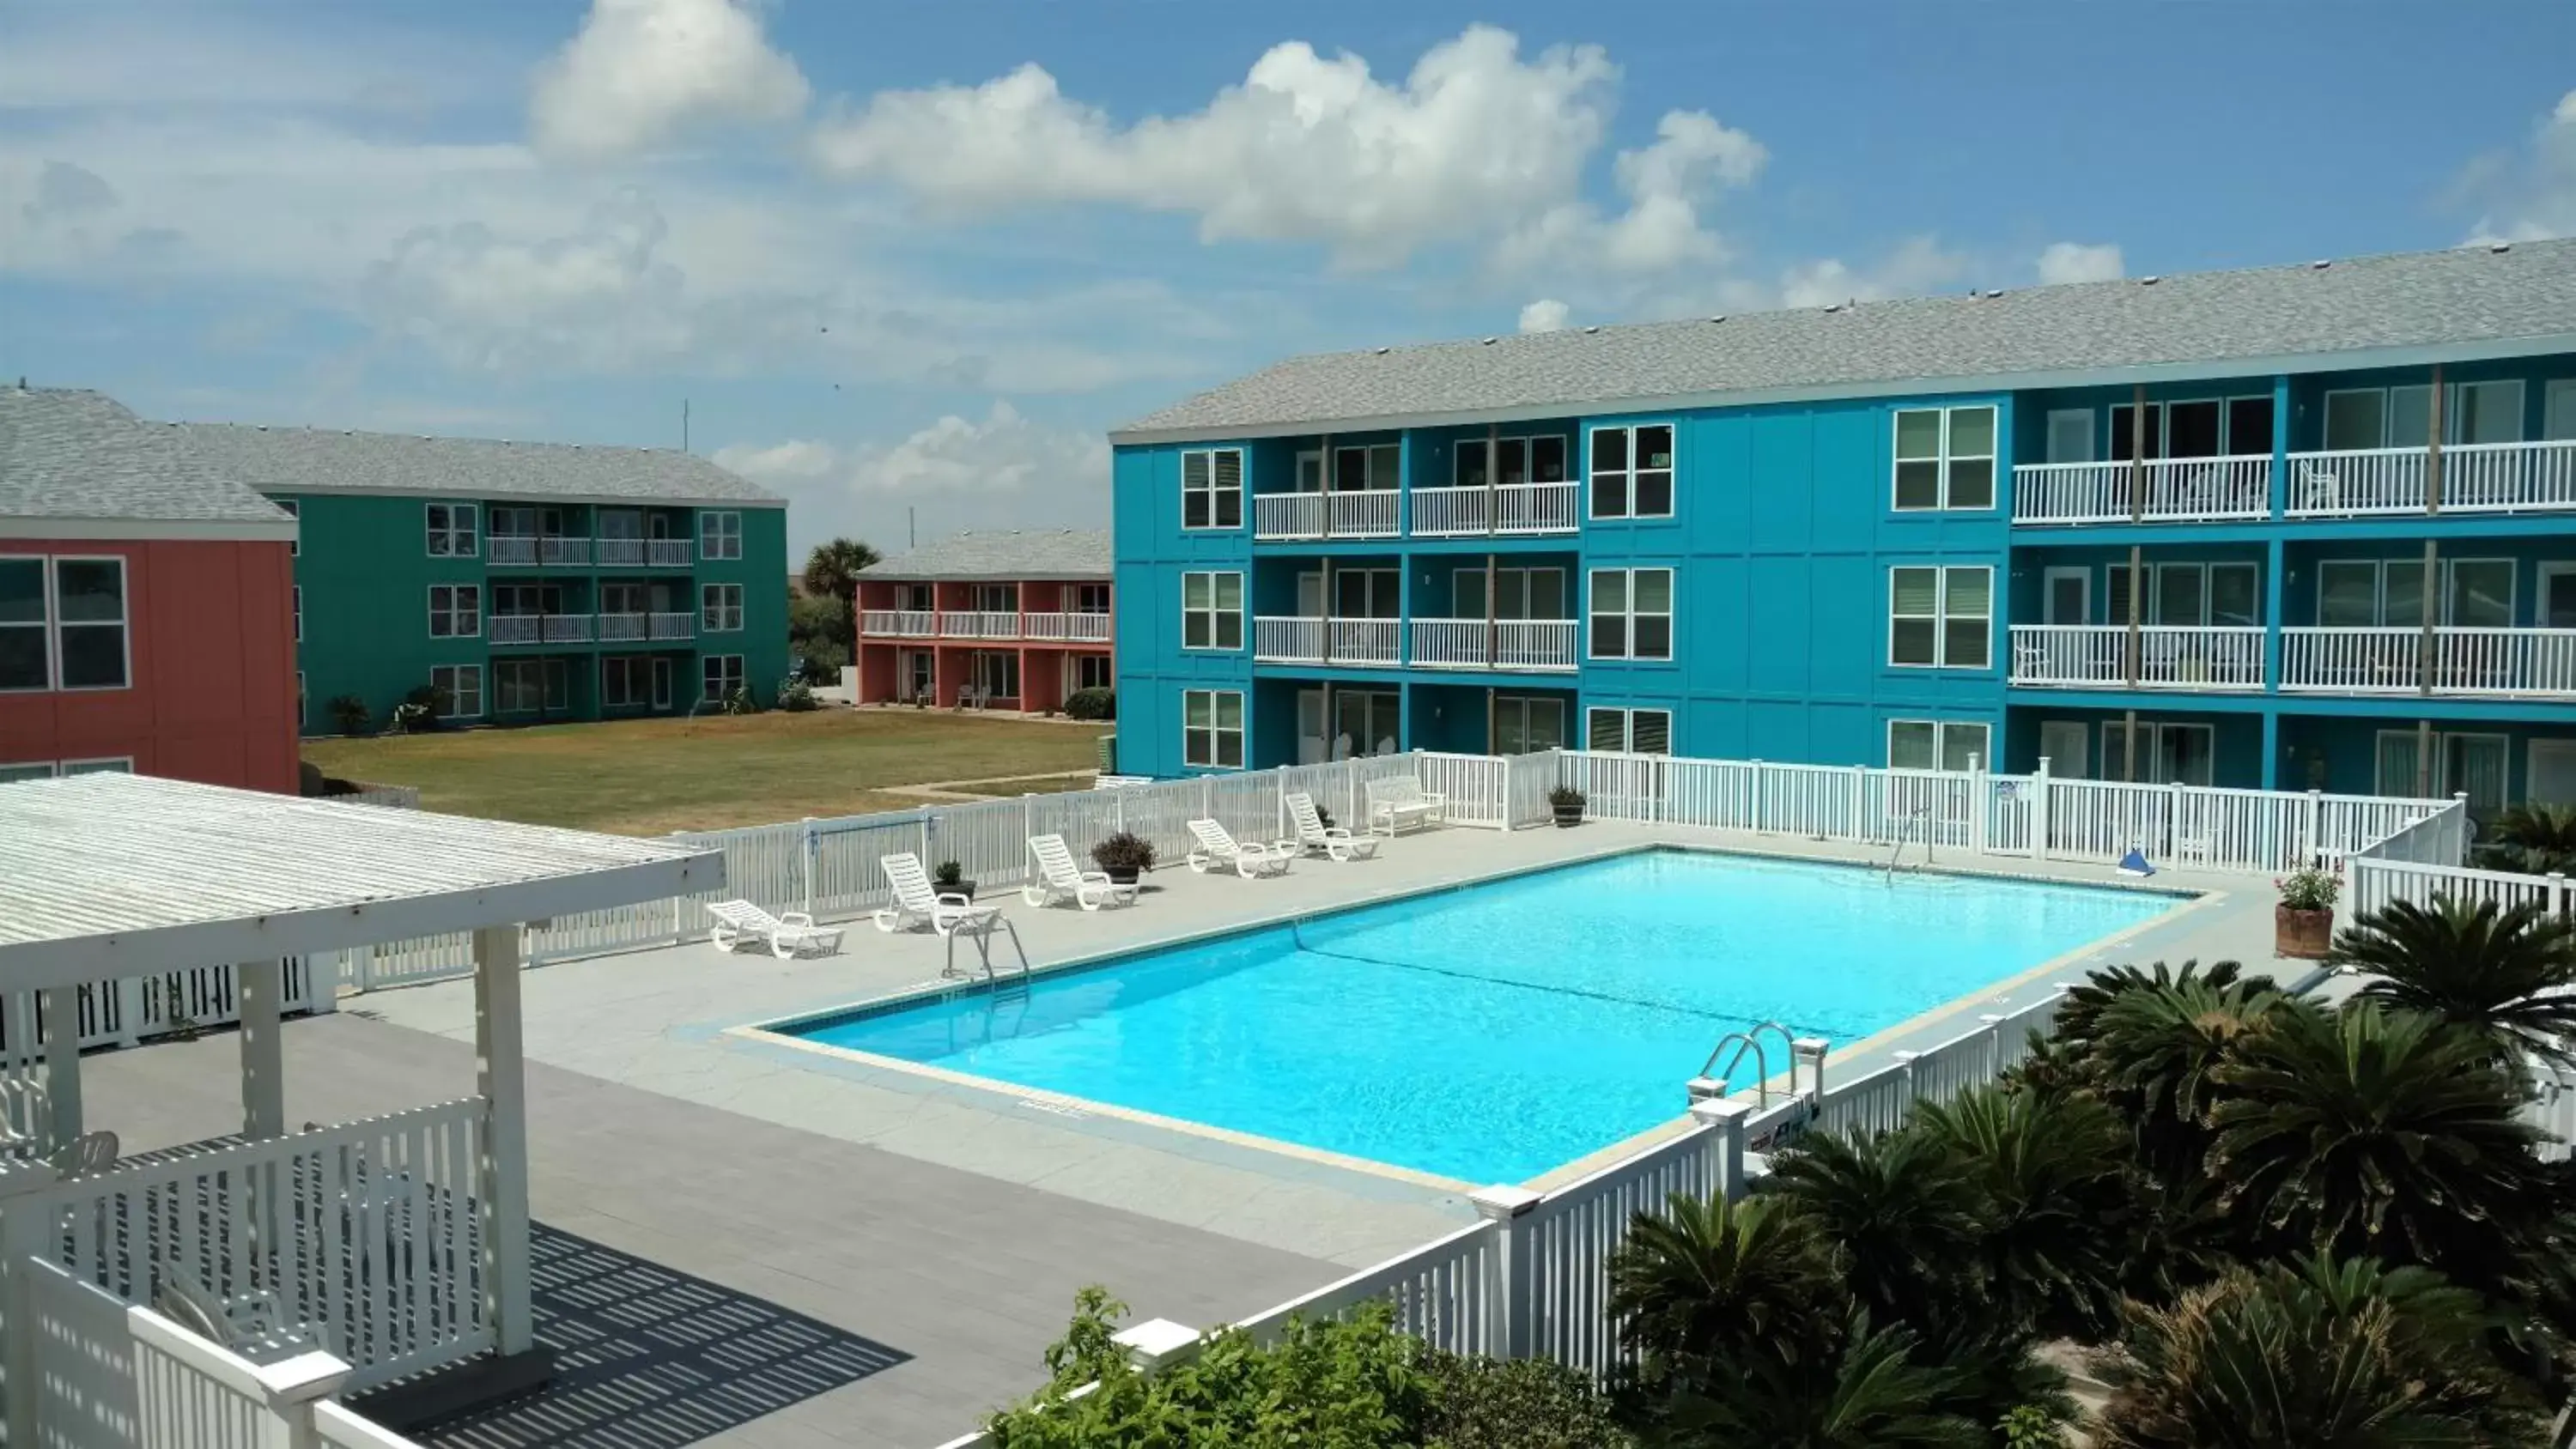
78 1016 1346 1449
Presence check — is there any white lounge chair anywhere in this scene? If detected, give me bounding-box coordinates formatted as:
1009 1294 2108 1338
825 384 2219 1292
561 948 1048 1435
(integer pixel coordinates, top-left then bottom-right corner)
706 899 847 959
1363 777 1449 837
1187 819 1291 878
1285 791 1379 862
1022 834 1138 910
877 853 1004 936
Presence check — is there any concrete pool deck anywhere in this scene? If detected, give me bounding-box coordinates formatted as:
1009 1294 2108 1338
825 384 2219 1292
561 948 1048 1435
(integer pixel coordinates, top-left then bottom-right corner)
81 822 2303 1446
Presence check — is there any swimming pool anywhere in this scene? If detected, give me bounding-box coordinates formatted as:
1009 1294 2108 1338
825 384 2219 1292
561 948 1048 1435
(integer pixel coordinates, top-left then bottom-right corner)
778 850 2176 1183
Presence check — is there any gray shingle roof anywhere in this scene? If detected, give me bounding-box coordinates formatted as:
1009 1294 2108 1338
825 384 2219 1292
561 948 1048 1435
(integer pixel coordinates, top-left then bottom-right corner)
860 530 1110 581
1114 239 2576 441
0 387 295 528
169 422 781 506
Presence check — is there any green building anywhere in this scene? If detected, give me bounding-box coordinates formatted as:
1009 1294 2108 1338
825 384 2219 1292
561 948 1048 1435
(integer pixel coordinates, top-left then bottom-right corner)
172 423 789 732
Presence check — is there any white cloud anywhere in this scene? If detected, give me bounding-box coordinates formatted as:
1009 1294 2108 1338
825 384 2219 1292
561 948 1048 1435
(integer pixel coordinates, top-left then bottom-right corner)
2464 88 2576 244
1777 235 1967 308
720 403 1114 552
531 0 811 161
1496 108 1765 277
2035 241 2123 286
1518 298 1570 333
360 190 696 371
811 25 1655 270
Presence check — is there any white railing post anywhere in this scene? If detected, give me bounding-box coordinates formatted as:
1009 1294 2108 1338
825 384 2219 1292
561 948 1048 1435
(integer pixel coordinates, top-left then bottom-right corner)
1847 764 1865 840
1970 754 1989 856
2031 755 2052 858
1688 1096 1753 1202
1749 760 1764 833
2301 789 2323 867
1467 1185 1540 1359
1791 1037 1830 1106
1979 1012 2008 1078
1893 1050 1921 1109
115 974 143 1047
2552 873 2568 920
1112 1318 1204 1373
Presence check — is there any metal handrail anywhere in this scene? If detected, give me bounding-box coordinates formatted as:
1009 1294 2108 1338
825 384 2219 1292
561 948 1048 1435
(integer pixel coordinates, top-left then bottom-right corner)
1700 1022 1799 1107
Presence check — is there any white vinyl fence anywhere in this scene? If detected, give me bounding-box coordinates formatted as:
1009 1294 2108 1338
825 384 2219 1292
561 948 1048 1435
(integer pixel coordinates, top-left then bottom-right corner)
13 1256 427 1449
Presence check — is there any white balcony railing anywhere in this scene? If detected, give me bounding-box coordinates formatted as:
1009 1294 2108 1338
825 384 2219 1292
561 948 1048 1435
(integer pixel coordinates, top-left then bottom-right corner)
940 611 1023 639
542 536 592 567
1024 611 1114 643
2281 626 2576 698
1329 616 1400 664
647 539 694 567
487 537 538 566
1252 491 1400 540
1408 619 1579 671
2287 440 2576 518
861 609 939 638
1255 615 1324 663
647 611 695 640
1408 482 1582 537
596 538 645 567
2009 624 2265 690
2012 457 2272 524
488 614 591 645
598 612 647 642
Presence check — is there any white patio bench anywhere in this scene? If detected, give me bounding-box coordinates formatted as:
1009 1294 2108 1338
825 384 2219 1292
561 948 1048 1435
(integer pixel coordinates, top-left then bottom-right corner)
1363 778 1448 837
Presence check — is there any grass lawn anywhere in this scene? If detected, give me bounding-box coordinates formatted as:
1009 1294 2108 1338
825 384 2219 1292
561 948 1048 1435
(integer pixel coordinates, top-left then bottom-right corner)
301 711 1109 835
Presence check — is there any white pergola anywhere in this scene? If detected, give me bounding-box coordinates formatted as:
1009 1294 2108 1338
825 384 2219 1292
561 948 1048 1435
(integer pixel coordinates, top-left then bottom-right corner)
0 773 721 1428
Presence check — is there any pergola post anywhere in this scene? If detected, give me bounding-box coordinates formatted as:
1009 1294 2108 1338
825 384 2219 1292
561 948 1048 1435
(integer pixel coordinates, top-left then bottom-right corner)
237 957 287 1141
472 925 533 1355
40 985 80 1144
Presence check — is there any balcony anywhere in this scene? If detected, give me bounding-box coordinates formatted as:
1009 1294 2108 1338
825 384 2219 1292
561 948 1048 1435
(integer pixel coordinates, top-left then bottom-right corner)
1408 618 1579 672
597 612 647 643
490 536 594 567
648 539 694 567
2281 627 2576 698
2012 458 2271 524
648 611 695 640
596 538 645 567
1253 490 1399 541
861 609 939 638
1254 616 1400 666
1408 482 1581 537
489 614 592 646
488 536 537 566
543 536 592 567
1024 611 1114 643
939 610 1024 639
2008 625 2266 691
2287 440 2576 517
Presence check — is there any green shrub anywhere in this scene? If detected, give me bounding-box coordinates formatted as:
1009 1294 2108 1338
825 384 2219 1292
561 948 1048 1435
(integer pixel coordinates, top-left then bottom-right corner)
1420 1353 1629 1449
777 676 819 712
1063 687 1115 721
327 694 371 736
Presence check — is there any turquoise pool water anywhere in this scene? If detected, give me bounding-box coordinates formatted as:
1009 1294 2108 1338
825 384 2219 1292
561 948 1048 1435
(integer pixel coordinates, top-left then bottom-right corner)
784 851 2173 1182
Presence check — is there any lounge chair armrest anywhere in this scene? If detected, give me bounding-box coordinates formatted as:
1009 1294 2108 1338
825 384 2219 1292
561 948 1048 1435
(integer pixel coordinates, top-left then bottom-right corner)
780 911 817 927
935 891 975 909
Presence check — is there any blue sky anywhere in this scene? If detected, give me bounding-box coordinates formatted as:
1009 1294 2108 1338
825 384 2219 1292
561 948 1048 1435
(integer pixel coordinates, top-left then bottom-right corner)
4 0 2573 559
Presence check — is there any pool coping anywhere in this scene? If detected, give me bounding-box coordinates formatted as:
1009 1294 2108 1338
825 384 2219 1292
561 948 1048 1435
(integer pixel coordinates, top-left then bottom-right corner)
727 840 2215 1195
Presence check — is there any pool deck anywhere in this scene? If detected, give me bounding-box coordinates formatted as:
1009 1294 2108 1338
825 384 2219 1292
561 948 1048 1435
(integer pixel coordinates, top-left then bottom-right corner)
82 822 2299 1447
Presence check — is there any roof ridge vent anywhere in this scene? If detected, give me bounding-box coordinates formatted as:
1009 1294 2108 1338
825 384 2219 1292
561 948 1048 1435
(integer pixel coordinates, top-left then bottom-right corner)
1480 336 1498 345
2140 276 2160 285
2491 241 2512 254
1707 315 1726 324
1583 324 1600 334
2311 258 2331 270
1374 346 1390 355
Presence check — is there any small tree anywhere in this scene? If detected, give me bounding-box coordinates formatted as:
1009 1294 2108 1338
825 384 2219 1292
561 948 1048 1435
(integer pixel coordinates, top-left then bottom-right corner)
327 694 371 736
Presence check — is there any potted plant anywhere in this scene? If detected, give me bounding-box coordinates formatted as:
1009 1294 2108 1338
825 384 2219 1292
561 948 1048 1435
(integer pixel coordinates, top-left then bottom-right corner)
933 859 977 900
1548 785 1587 828
1092 831 1155 885
2274 866 2338 959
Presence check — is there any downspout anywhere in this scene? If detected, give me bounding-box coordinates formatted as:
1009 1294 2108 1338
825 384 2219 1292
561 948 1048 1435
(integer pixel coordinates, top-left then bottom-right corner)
2421 366 2444 706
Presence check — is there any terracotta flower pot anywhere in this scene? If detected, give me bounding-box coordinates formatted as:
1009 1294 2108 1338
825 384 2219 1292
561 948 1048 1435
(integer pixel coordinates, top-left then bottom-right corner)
2275 904 2334 960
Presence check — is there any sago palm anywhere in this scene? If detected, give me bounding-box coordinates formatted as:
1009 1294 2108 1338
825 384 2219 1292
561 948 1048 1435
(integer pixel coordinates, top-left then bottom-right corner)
1913 1087 2134 1342
2473 802 2576 878
1607 1191 1847 1393
2207 1001 2555 1282
1654 1313 1982 1449
2094 1253 2541 1448
2335 896 2576 1067
2087 969 2284 1187
1763 1128 1984 1344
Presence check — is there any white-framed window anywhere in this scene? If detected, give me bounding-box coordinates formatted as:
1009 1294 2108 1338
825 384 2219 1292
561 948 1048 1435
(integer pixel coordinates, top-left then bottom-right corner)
1182 571 1244 650
0 556 48 693
1455 435 1570 488
2107 396 2276 461
1073 583 1112 614
0 762 56 784
430 664 483 719
1182 448 1244 530
1182 688 1245 768
276 498 300 556
2105 720 2218 788
1888 565 1991 669
1587 567 1673 660
701 582 744 633
702 653 745 703
292 585 302 643
425 502 477 557
495 658 568 714
699 511 743 561
1588 423 1674 519
1892 405 1997 510
1075 654 1113 690
52 557 129 690
1493 694 1566 754
1585 706 1672 755
428 584 482 639
1887 719 1992 773
602 656 650 707
2324 380 2525 451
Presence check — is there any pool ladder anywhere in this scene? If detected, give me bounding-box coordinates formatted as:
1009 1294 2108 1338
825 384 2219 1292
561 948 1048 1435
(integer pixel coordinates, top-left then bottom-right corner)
1883 807 1932 877
1699 1022 1799 1108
